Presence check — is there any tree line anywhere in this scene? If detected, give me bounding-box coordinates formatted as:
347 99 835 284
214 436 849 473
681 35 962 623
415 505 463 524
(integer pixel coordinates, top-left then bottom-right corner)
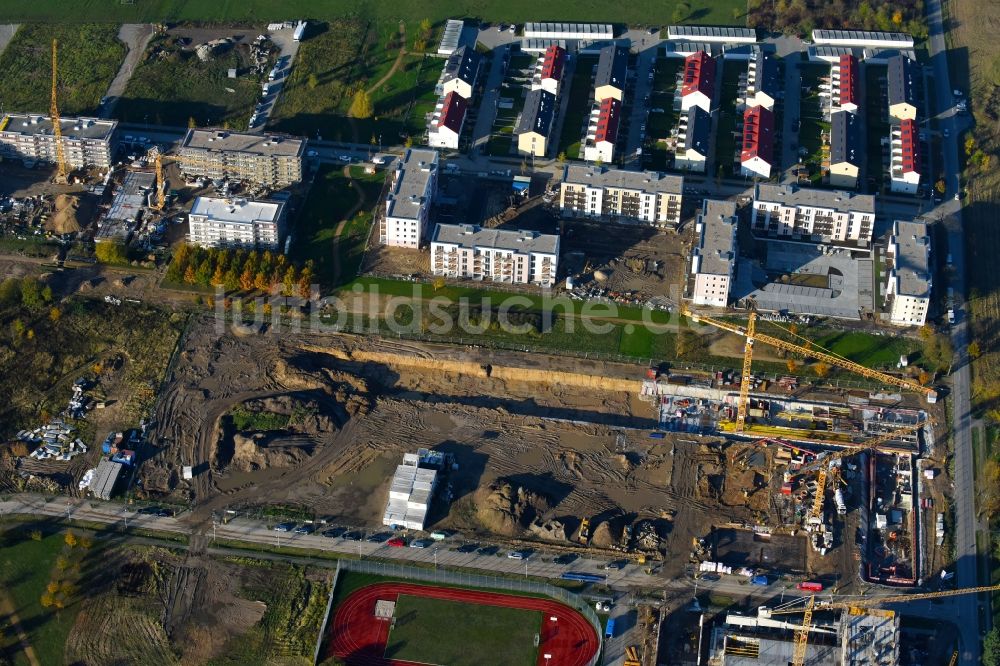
166 244 315 298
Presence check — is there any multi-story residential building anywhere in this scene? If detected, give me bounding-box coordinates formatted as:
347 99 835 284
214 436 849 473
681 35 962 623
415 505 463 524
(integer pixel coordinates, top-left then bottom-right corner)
559 165 684 227
0 114 116 169
890 119 921 194
594 44 628 102
379 148 439 248
532 44 567 96
583 97 621 163
439 45 482 100
885 219 931 326
187 197 287 249
829 110 861 188
829 54 859 116
431 223 559 287
427 92 468 150
740 105 775 179
515 89 556 157
742 50 780 111
751 183 876 246
888 54 919 121
674 106 711 173
681 51 716 113
178 129 305 186
690 199 739 307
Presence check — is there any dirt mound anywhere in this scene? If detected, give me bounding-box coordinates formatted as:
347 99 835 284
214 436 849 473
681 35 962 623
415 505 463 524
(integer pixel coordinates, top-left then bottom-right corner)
475 479 550 536
528 517 567 542
47 194 87 234
230 432 313 472
591 516 624 548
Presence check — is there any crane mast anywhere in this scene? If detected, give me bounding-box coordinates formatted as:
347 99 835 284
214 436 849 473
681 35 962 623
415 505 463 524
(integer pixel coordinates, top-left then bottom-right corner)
50 39 68 181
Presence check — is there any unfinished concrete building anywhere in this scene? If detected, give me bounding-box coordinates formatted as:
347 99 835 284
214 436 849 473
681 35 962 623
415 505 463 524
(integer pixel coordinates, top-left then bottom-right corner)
178 128 305 187
0 114 117 169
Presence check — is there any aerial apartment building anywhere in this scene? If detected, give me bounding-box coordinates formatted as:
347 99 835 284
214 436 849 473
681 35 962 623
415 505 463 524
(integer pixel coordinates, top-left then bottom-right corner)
0 114 117 170
594 45 628 102
742 50 780 111
532 44 567 96
690 199 739 307
681 51 717 113
583 97 622 163
427 92 468 150
439 45 482 100
888 54 919 121
515 89 557 157
380 148 439 248
829 54 860 116
431 223 559 287
890 119 921 194
187 197 287 249
674 106 712 173
178 129 305 187
740 105 775 179
559 165 684 228
829 110 861 188
751 183 876 246
885 219 931 326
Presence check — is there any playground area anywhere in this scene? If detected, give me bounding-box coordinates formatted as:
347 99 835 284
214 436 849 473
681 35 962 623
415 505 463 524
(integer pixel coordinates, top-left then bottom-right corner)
323 581 599 666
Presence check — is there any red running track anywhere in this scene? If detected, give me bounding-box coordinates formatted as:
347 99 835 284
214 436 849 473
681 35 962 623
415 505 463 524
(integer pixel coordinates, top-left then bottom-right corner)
323 581 599 666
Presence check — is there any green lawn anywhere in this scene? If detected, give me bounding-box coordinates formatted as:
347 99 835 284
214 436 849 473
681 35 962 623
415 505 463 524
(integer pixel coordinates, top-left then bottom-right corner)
864 64 889 193
0 528 89 666
0 1 745 27
557 55 598 159
117 34 270 128
384 594 541 666
810 330 919 369
798 63 830 184
713 61 743 177
0 24 125 116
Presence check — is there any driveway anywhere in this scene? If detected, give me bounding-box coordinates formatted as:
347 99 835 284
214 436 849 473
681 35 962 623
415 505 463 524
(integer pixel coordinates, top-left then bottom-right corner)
100 24 155 119
253 27 300 133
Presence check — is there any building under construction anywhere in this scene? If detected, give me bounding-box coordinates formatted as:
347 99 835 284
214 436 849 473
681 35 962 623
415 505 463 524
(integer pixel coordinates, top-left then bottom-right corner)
0 113 117 170
707 607 899 665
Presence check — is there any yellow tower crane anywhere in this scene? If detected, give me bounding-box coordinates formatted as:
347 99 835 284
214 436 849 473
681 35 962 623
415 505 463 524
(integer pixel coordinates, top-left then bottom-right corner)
50 38 68 182
766 583 1000 666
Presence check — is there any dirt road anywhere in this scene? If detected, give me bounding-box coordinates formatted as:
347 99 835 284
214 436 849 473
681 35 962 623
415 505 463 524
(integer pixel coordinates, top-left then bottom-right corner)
100 24 155 119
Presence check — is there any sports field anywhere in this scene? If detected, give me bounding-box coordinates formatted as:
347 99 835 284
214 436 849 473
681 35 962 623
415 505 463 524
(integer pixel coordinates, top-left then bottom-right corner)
385 594 541 666
0 0 743 27
325 581 599 666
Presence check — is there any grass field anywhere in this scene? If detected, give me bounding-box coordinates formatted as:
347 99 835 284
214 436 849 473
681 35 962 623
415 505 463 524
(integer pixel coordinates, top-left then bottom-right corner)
557 55 598 159
0 24 125 116
714 61 743 177
864 64 889 193
0 1 743 27
117 34 271 128
798 63 830 184
384 594 540 666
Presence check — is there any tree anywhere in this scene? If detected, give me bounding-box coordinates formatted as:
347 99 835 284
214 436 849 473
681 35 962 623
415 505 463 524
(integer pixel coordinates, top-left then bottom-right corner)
935 179 946 194
95 241 128 265
918 370 931 385
188 116 197 128
786 359 800 373
732 7 743 19
239 267 255 291
0 277 20 306
557 151 567 164
891 9 903 25
282 266 297 296
969 340 982 359
49 307 61 323
433 277 446 291
349 90 374 119
965 135 976 156
984 626 1000 666
813 362 831 377
297 267 313 299
254 270 270 291
46 581 60 595
307 73 319 89
40 593 54 608
20 278 43 308
41 285 52 303
404 136 414 148
183 265 197 285
211 264 226 287
30 530 42 541
64 531 77 547
419 18 432 38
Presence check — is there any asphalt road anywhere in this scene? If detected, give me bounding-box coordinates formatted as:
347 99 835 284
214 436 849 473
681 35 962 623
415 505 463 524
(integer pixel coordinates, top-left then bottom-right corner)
924 0 984 662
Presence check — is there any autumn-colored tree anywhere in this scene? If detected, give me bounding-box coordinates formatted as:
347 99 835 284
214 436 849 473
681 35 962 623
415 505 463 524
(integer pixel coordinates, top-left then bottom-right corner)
349 90 374 119
786 359 800 373
813 362 831 377
891 9 903 24
184 265 197 285
46 581 60 595
297 268 313 299
239 267 255 291
188 116 197 128
254 271 270 291
49 307 61 323
30 530 42 541
969 341 982 359
224 268 240 292
26 329 34 341
79 536 93 549
55 555 69 571
64 531 77 547
282 266 298 296
211 264 226 287
308 73 319 89
935 179 946 194
40 593 54 608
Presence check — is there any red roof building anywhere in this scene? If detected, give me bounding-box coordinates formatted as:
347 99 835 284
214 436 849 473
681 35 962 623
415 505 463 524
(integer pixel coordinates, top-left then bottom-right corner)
437 92 468 134
595 98 622 145
898 118 919 173
681 51 716 108
541 44 566 83
835 54 859 111
740 106 775 178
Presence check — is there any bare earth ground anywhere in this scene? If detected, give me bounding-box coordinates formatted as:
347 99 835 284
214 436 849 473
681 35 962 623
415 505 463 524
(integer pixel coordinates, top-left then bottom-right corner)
142 317 853 577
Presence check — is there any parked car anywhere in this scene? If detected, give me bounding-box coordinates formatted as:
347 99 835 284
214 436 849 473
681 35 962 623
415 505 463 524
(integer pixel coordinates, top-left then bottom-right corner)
554 553 578 565
430 531 448 540
367 532 392 543
477 545 499 555
343 531 364 541
604 560 625 571
701 573 721 581
410 539 433 549
387 537 407 547
507 550 528 560
458 543 480 553
322 527 346 538
292 524 315 535
273 522 296 532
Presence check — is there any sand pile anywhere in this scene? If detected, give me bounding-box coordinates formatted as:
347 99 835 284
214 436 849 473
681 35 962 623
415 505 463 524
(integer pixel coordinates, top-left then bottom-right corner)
590 516 623 548
475 479 550 536
47 194 85 234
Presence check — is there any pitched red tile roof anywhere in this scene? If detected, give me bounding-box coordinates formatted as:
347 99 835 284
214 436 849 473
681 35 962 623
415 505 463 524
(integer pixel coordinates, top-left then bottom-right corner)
740 105 775 164
682 51 716 100
541 44 566 83
898 118 919 174
594 97 621 144
437 92 468 133
837 54 859 108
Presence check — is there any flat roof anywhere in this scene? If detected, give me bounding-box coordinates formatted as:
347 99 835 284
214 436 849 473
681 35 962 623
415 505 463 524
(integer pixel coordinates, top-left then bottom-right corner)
755 183 875 214
433 223 559 255
695 199 738 275
190 196 285 223
667 25 757 42
2 114 116 141
181 128 305 158
515 89 556 136
812 29 914 46
891 219 931 298
563 164 684 195
438 18 464 54
523 22 613 37
387 148 438 221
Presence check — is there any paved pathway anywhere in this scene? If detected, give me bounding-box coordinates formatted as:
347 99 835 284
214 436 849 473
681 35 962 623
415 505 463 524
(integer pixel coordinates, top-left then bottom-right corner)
0 23 18 58
100 24 155 119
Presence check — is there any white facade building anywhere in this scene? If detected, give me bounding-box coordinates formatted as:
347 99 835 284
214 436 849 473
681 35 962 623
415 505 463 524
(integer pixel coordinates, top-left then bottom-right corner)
382 452 440 530
885 219 931 326
523 23 613 41
751 183 876 246
380 148 439 248
890 119 921 194
559 165 684 227
0 114 117 170
427 92 467 150
667 26 757 44
431 224 559 287
690 199 738 307
187 197 287 249
811 29 914 49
